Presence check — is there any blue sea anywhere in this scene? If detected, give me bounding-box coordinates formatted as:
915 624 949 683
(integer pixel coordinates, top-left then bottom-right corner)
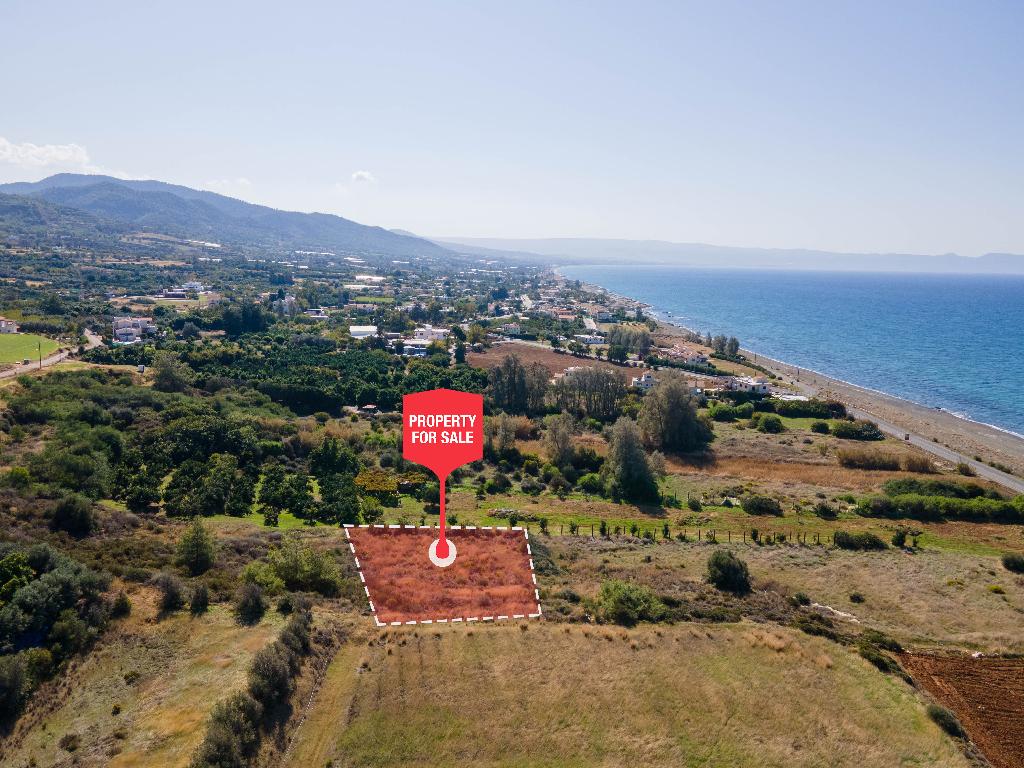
558 265 1024 438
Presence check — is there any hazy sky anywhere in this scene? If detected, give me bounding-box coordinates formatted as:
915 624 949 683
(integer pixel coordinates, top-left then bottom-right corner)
2 1 1022 256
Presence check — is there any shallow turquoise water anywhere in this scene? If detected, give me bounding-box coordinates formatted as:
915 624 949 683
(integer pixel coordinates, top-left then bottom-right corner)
559 265 1024 437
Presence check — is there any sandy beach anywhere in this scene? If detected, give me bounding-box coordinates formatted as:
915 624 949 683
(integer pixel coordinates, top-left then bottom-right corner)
653 321 1024 488
558 270 1024 489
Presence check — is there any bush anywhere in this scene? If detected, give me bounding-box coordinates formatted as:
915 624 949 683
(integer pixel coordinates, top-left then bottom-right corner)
152 571 185 612
706 550 752 595
111 591 132 618
1002 553 1024 574
900 454 935 473
577 472 604 495
831 419 884 441
858 493 1023 524
881 478 992 499
810 420 830 434
191 584 210 615
176 518 217 575
0 655 27 721
741 495 783 516
235 583 266 624
248 642 293 708
833 531 887 551
50 494 96 537
956 462 976 476
755 413 784 433
926 704 964 738
837 448 900 470
593 580 665 626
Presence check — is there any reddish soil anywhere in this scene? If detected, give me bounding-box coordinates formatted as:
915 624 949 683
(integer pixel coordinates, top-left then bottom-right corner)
346 526 540 624
901 653 1024 768
468 341 638 377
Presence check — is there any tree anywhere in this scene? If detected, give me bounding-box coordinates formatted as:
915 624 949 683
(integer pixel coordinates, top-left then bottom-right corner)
125 468 161 513
638 375 713 453
544 413 576 466
316 473 360 524
551 367 625 421
176 518 217 575
706 550 751 594
308 437 359 477
605 417 659 502
711 335 728 355
487 354 549 415
152 351 193 393
726 336 740 357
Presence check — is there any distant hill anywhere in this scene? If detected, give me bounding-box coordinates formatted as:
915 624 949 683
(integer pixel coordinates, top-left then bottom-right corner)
0 174 452 260
436 236 1024 274
0 192 125 246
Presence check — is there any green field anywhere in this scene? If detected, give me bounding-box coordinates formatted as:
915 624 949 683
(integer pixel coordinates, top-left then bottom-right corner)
0 333 59 363
285 623 968 768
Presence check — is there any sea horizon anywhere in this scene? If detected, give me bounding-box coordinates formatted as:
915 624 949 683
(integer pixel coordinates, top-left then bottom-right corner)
557 263 1024 438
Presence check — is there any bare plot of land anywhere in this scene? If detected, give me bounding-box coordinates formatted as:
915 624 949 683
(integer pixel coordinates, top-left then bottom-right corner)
901 653 1024 768
346 526 540 625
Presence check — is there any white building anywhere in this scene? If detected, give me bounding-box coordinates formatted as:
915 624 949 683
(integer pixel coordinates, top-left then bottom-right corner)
399 338 431 357
414 325 449 342
501 322 521 336
731 376 770 395
304 308 329 320
348 325 378 339
0 318 19 334
573 333 604 346
112 316 157 345
631 371 657 391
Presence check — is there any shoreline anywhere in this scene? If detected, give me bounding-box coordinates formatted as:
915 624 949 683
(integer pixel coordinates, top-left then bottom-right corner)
554 267 1024 485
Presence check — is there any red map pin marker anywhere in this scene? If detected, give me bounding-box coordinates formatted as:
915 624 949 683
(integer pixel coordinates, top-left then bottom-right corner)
402 389 484 567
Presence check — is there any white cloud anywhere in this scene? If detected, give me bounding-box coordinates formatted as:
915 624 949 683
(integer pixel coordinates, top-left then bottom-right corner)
351 170 377 184
0 136 127 182
204 177 253 196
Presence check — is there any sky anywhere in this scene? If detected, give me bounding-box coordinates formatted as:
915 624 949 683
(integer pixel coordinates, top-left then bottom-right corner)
1 0 1022 256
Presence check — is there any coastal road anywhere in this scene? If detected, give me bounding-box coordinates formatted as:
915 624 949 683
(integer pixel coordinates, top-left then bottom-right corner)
844 404 1024 495
0 329 103 380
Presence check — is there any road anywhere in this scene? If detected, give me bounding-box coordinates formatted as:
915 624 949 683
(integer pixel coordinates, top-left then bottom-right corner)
845 404 1024 495
0 329 103 380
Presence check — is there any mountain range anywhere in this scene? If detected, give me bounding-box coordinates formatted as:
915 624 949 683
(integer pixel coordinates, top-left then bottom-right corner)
0 174 451 261
434 237 1024 274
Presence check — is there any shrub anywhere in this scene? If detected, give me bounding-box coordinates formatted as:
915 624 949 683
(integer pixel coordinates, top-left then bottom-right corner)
812 501 837 519
741 495 783 516
111 591 132 618
152 571 185 612
792 591 811 606
837 448 900 470
687 496 702 512
956 462 976 476
235 583 266 625
191 584 210 615
900 454 935 473
891 528 908 548
881 478 992 499
755 413 784 433
176 518 217 575
858 493 1023 524
830 419 884 441
594 580 665 626
1002 553 1024 574
706 550 752 595
926 704 964 738
59 733 81 752
849 592 865 603
833 531 886 551
0 655 27 721
810 420 830 434
248 642 293 707
577 472 604 495
50 494 96 537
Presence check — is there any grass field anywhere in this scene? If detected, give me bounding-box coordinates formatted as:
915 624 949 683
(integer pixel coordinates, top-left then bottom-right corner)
0 332 59 362
3 591 282 768
285 622 968 768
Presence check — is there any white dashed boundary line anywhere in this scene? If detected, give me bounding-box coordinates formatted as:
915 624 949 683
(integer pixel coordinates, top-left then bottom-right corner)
343 524 543 628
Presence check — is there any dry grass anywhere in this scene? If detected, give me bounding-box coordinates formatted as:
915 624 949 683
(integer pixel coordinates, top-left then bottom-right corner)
468 340 636 377
545 538 1024 654
2 592 281 768
286 622 968 768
